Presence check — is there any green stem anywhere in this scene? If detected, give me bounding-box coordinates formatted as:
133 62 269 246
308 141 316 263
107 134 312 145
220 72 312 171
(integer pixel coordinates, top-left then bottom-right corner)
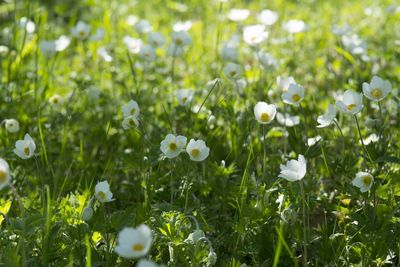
300 180 308 266
262 124 266 179
354 115 373 164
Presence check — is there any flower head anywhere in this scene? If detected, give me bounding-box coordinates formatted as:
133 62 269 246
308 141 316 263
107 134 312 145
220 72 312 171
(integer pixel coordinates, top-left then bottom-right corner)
149 32 165 47
114 224 152 258
176 89 194 106
139 45 156 62
279 154 307 182
276 76 296 92
228 9 250 22
14 133 36 159
254 102 276 124
0 158 11 190
49 94 64 107
122 100 140 118
71 21 91 39
172 31 192 47
283 20 307 34
224 62 243 80
362 76 391 102
160 134 187 159
4 119 20 133
282 83 304 105
123 36 143 54
258 9 278 25
243 25 268 46
336 90 363 115
122 116 139 130
317 104 336 128
186 139 210 162
134 19 152 34
95 181 113 203
352 172 374 192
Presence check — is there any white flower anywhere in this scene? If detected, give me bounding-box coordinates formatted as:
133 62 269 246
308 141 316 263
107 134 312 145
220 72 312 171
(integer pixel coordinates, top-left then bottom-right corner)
205 250 218 266
114 224 152 258
126 15 138 26
186 139 210 162
160 134 187 159
221 44 238 62
49 94 64 107
19 17 35 33
95 181 113 203
176 89 194 106
137 259 160 267
0 158 11 190
0 45 9 56
185 229 205 244
39 41 56 55
228 9 250 21
13 133 36 159
307 135 322 146
332 24 352 36
258 52 278 70
139 45 156 61
254 102 276 124
258 9 279 25
4 119 20 133
135 19 152 34
342 34 367 55
362 76 391 102
279 154 307 181
122 100 140 118
276 76 296 92
317 104 336 128
173 21 192 32
282 83 304 105
55 35 71 51
362 133 379 145
149 32 165 47
172 31 192 47
98 47 113 62
82 203 93 221
224 62 243 80
283 20 307 34
276 112 300 127
123 36 143 54
71 21 91 39
352 172 374 192
336 90 363 115
243 25 268 46
90 28 105 41
122 116 139 130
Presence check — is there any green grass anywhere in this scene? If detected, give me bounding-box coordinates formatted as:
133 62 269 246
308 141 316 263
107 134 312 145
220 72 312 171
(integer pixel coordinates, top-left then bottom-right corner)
1 0 400 266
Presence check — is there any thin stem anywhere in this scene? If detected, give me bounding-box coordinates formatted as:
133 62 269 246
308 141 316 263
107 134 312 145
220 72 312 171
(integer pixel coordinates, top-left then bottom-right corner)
333 119 345 149
354 115 373 164
170 160 174 206
299 180 308 266
262 124 266 179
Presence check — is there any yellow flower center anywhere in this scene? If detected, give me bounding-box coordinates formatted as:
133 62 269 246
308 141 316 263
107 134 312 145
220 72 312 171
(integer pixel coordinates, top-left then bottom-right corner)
79 31 85 37
191 148 200 157
132 243 144 252
0 170 7 183
260 112 270 122
346 104 356 111
175 38 183 45
24 147 30 156
97 191 106 200
292 94 300 102
362 175 372 186
230 71 236 77
371 88 382 99
169 142 177 151
130 108 136 116
53 98 59 104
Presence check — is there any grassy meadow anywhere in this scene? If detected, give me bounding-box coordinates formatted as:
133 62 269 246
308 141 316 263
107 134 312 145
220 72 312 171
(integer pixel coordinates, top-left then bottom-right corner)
1 0 400 266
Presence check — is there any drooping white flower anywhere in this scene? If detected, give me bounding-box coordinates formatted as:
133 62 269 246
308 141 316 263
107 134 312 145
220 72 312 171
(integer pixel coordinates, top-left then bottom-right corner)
254 102 277 124
186 139 210 162
13 133 36 159
336 90 363 115
282 83 304 105
139 45 156 61
71 21 91 39
122 116 139 130
243 25 268 46
362 133 380 145
135 20 152 34
19 17 35 33
4 119 20 133
307 135 322 146
362 76 391 102
176 89 194 106
160 134 187 159
228 9 250 22
276 76 296 92
185 229 205 244
258 52 278 70
97 47 113 62
123 36 143 54
0 158 11 190
149 32 165 47
173 21 192 32
276 112 300 127
223 62 243 80
258 9 279 25
283 20 307 34
122 100 140 118
114 224 152 258
317 104 336 128
279 154 307 182
352 172 374 192
95 181 113 203
82 198 94 222
55 35 71 51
